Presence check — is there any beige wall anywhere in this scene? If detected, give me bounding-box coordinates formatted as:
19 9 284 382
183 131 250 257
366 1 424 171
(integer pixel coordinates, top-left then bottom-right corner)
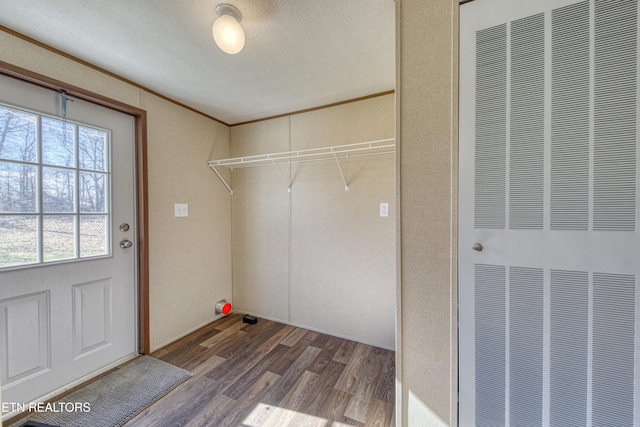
0 29 233 352
229 94 396 349
396 1 458 426
144 92 232 350
229 117 291 323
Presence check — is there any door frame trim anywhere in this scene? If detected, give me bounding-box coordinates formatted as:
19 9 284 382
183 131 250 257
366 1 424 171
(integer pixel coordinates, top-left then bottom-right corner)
0 60 151 354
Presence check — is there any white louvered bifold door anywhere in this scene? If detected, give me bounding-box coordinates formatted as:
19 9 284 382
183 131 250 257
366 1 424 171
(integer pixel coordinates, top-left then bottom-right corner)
459 0 640 425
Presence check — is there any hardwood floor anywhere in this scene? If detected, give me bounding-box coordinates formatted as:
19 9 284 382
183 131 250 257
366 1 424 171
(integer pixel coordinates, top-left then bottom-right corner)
125 313 395 427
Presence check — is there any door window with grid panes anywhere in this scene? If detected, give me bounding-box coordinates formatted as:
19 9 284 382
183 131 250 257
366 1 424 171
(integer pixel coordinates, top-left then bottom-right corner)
0 104 110 268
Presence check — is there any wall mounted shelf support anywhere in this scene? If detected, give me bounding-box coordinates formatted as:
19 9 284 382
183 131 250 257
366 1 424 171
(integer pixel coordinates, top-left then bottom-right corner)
210 164 233 195
334 153 349 191
271 158 292 192
208 138 394 195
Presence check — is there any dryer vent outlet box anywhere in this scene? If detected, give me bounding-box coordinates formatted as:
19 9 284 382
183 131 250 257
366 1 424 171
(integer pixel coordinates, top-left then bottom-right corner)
215 299 232 315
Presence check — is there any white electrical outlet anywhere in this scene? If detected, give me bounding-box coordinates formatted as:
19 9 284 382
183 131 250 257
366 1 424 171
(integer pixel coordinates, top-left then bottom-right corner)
174 203 188 217
380 202 389 217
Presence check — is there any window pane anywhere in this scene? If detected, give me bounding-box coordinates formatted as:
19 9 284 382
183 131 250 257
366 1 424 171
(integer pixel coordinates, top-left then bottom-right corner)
80 215 108 257
0 106 37 163
43 167 75 213
0 162 37 213
0 104 114 269
0 215 38 267
43 215 75 261
80 172 107 213
79 127 108 172
42 117 75 167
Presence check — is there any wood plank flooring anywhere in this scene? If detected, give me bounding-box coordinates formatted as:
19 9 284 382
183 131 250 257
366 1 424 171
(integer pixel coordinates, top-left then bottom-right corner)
125 313 395 427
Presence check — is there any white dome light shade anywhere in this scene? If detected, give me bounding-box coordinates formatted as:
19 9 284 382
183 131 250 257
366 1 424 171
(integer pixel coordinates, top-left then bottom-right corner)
212 4 245 54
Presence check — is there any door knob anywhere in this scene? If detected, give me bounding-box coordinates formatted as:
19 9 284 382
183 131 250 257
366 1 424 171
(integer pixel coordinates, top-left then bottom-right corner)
120 239 133 249
472 243 483 252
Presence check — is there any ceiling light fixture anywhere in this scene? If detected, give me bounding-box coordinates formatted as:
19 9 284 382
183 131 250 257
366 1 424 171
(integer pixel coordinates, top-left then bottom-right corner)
212 3 245 55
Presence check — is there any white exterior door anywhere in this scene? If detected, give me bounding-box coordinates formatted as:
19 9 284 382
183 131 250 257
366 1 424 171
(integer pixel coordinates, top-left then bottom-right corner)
0 74 137 413
460 0 640 425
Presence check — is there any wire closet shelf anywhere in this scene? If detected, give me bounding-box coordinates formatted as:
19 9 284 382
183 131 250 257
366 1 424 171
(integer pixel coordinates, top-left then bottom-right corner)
208 138 395 194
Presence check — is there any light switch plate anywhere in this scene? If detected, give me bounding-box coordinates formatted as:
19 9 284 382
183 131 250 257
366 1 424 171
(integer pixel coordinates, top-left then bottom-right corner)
174 203 188 217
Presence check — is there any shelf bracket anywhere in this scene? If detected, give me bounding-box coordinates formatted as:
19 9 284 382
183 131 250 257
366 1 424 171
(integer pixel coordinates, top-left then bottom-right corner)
270 158 291 192
334 153 349 191
209 164 233 195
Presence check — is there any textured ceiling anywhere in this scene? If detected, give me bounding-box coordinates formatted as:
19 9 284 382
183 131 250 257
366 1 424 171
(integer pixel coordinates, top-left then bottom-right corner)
0 0 396 125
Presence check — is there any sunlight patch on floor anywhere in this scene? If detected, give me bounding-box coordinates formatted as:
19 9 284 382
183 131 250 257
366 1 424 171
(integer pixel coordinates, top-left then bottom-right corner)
242 402 353 427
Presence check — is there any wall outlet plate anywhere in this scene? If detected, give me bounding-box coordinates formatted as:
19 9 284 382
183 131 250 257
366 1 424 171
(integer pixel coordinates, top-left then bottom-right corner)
380 202 389 217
